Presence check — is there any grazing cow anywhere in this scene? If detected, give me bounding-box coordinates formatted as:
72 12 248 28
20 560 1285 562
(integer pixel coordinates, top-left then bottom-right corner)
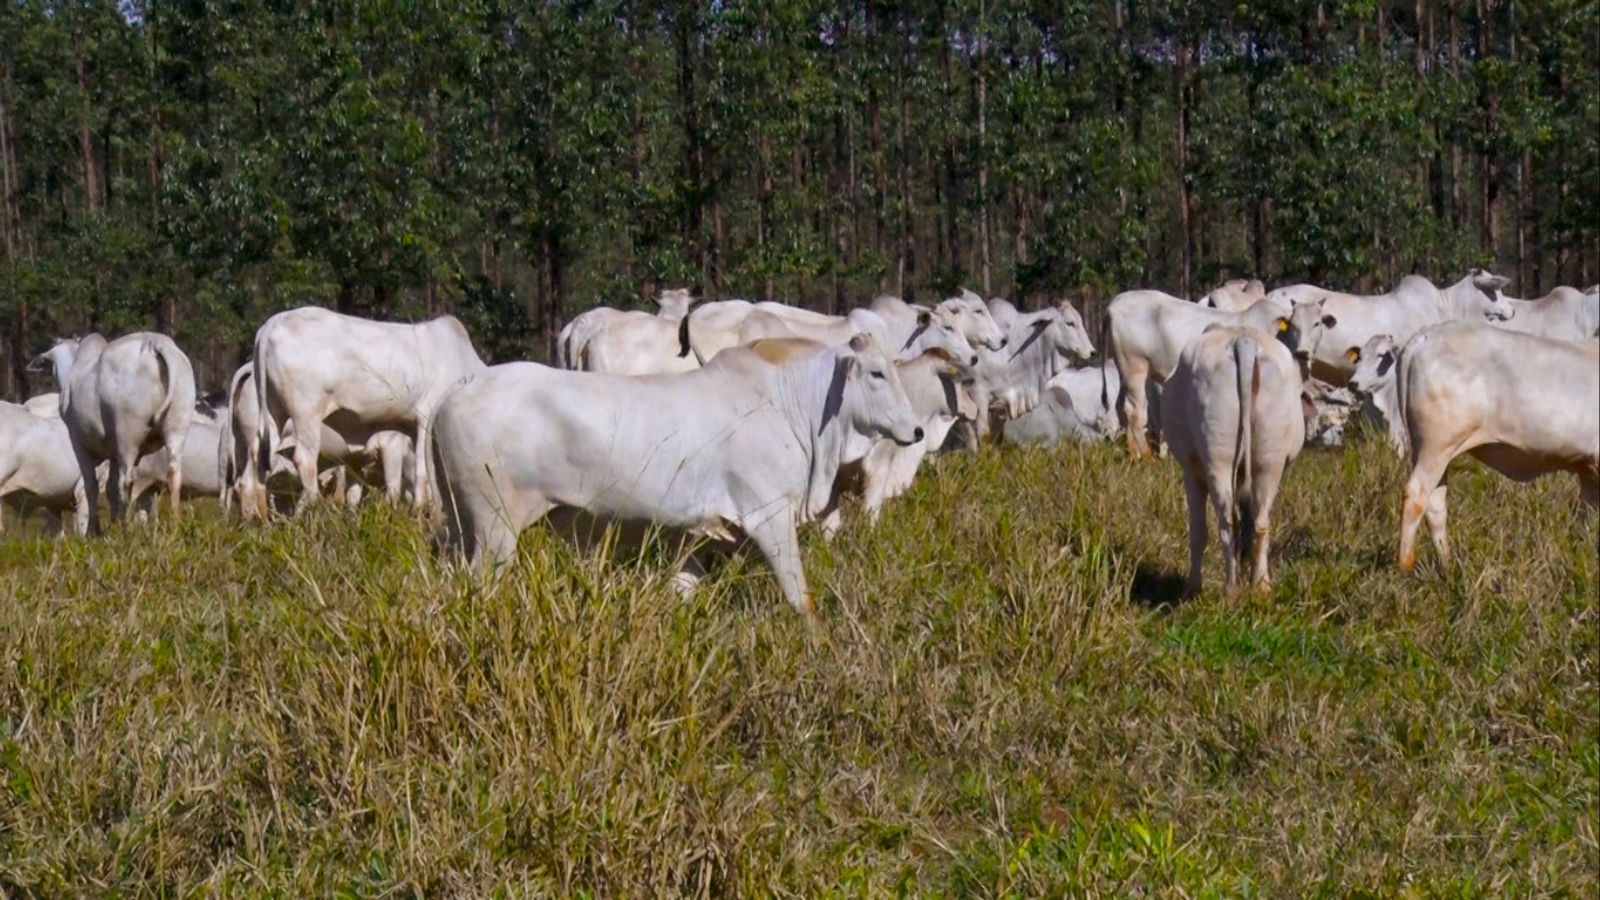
0 401 89 535
1492 285 1600 342
1273 271 1514 384
432 334 923 615
563 288 697 374
1343 334 1406 456
252 308 485 514
130 404 227 514
972 300 1096 439
1103 290 1292 458
1001 362 1124 446
1395 323 1599 573
1199 278 1267 312
29 332 196 530
1164 326 1306 597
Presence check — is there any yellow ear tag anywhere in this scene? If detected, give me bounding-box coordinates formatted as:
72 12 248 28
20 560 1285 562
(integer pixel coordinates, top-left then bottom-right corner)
1277 318 1289 333
1346 348 1360 364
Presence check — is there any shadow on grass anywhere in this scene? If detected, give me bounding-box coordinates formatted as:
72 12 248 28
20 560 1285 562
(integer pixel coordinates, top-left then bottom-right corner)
1129 563 1190 611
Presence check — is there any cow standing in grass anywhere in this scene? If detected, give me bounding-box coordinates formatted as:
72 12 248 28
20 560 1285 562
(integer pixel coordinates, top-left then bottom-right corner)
29 333 196 532
1164 325 1307 597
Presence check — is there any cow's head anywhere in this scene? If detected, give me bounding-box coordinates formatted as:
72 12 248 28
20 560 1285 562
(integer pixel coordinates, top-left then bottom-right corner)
27 336 83 378
1281 302 1334 370
828 334 924 447
656 287 694 320
939 290 1008 351
1467 269 1515 321
1200 278 1266 311
1047 299 1096 362
903 307 980 366
1346 334 1400 399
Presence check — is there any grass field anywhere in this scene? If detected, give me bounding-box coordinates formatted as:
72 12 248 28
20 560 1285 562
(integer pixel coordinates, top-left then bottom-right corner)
0 426 1594 895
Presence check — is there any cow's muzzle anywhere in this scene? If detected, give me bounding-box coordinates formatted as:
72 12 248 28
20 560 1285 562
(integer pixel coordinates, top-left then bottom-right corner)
893 426 925 447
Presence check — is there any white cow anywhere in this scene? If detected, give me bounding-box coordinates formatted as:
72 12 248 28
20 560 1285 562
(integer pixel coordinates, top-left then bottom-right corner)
1492 285 1600 342
1199 278 1267 312
972 300 1097 439
29 332 196 530
0 401 89 535
1165 325 1306 597
675 299 845 363
431 334 923 615
252 308 485 513
870 291 1008 354
561 288 695 373
1103 290 1292 458
1273 271 1514 384
1343 334 1406 456
131 404 227 513
1001 362 1123 446
1395 323 1599 573
819 346 976 532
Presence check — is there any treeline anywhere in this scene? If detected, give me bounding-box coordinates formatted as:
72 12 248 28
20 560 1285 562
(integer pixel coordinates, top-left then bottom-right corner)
0 1 1595 396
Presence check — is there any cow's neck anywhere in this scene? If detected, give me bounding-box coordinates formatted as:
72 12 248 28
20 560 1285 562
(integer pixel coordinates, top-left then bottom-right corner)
774 350 855 523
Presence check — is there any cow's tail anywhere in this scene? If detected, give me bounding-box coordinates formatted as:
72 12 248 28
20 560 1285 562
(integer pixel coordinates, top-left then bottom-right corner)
253 331 276 496
1232 335 1259 559
145 336 179 428
1099 310 1114 411
677 307 695 358
556 320 574 369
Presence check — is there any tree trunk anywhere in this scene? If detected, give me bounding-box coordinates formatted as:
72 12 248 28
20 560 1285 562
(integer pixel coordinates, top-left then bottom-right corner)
674 6 704 291
976 0 991 297
1176 37 1195 299
74 29 102 216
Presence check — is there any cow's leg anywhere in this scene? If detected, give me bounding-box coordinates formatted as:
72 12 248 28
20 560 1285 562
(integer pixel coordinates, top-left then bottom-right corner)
1182 470 1208 598
1424 482 1451 564
1211 478 1240 598
73 466 94 537
742 506 812 617
163 434 185 519
135 484 158 523
819 508 844 541
412 418 433 514
1248 465 1287 593
346 481 363 507
330 464 347 508
289 417 322 514
1121 366 1152 459
381 443 404 503
106 447 132 524
1400 452 1452 574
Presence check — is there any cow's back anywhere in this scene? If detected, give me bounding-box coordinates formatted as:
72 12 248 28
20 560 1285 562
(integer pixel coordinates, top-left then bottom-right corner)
0 403 81 504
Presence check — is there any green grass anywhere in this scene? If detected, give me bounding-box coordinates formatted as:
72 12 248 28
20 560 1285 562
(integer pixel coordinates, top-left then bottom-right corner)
0 429 1594 895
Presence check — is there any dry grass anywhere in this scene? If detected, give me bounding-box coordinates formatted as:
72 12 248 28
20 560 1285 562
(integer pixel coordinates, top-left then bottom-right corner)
0 426 1594 895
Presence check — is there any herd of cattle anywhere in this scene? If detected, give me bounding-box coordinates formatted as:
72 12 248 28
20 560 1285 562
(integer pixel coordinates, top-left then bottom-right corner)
2 269 1595 612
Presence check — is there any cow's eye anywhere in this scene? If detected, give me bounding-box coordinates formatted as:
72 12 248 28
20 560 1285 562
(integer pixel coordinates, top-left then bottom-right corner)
871 371 887 380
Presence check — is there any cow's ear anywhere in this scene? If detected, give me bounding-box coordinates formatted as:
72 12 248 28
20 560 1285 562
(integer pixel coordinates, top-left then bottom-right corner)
1345 346 1361 365
847 333 872 353
1248 278 1265 294
916 309 933 327
1320 314 1338 328
820 355 852 434
1376 351 1396 377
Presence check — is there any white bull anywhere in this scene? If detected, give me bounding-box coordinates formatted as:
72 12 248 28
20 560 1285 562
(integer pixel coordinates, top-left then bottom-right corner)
1273 271 1514 384
1396 323 1599 573
252 308 485 514
1001 362 1123 446
1103 290 1292 458
431 334 923 616
30 332 196 530
972 300 1096 440
564 289 697 375
1165 325 1306 597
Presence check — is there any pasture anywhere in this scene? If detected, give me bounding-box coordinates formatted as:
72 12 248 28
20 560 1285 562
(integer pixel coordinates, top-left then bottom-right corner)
0 427 1594 894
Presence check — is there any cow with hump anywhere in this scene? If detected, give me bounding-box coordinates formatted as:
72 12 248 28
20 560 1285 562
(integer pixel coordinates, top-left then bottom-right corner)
29 332 196 531
430 333 924 617
1272 270 1514 384
1395 322 1599 573
1164 325 1307 598
251 307 486 515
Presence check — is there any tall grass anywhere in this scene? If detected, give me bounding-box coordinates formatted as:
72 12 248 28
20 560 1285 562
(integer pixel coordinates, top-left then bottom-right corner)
0 429 1594 894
